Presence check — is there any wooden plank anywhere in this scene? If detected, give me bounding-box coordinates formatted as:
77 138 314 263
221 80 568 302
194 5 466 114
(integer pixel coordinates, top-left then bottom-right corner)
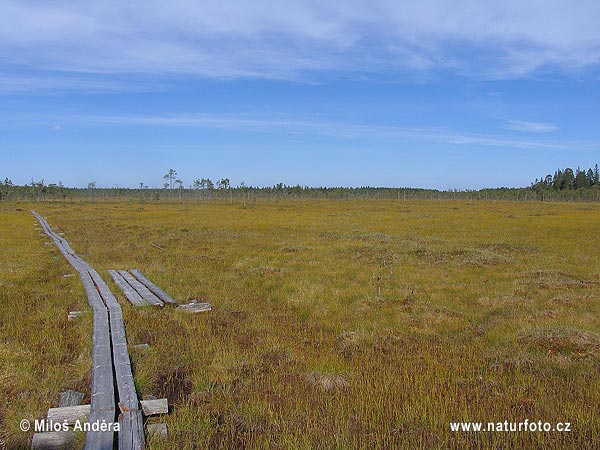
88 270 147 450
117 270 163 307
84 274 117 450
31 431 76 450
131 343 150 350
132 343 150 349
140 398 168 416
129 269 177 305
178 302 212 314
87 269 119 309
32 213 88 275
48 404 91 425
58 390 85 407
108 270 148 306
118 409 145 450
68 311 84 321
110 305 140 417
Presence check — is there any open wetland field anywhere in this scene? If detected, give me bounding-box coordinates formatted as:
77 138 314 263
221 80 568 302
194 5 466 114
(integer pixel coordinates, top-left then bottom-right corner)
1 199 600 449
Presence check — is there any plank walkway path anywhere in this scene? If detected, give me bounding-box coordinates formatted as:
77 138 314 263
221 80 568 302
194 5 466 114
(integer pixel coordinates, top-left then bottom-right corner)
129 270 177 305
32 211 145 450
107 270 146 307
108 269 177 307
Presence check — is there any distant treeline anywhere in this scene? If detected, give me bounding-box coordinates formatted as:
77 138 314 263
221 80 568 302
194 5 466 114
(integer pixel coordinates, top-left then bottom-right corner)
2 166 600 202
531 165 600 191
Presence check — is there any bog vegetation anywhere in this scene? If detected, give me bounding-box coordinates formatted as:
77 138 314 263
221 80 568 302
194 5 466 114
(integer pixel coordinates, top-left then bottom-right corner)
1 198 600 449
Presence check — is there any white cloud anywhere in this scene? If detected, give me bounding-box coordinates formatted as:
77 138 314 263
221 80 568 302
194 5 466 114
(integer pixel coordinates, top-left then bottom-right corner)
503 120 559 133
81 113 575 150
1 0 600 85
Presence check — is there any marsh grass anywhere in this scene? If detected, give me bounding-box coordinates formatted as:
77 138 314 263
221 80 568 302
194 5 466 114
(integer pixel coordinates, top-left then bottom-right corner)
1 199 600 449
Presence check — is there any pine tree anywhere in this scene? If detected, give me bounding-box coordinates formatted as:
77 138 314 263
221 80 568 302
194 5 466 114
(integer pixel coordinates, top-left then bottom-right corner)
586 168 594 186
574 167 587 189
553 170 561 190
563 168 575 189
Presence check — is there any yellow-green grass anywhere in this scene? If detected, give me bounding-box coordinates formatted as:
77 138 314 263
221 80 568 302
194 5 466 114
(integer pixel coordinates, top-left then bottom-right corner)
1 199 600 449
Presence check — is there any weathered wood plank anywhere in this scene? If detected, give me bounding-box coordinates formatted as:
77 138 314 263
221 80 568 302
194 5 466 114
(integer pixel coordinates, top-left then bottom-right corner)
117 270 163 307
68 311 84 321
88 270 147 450
84 273 117 450
129 269 177 305
31 431 76 450
178 302 212 314
108 270 148 306
32 213 88 275
110 306 141 417
131 343 150 350
140 398 168 416
118 410 145 450
48 404 91 425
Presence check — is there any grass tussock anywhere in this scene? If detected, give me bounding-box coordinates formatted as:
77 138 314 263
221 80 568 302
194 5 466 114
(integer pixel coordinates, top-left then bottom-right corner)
517 326 600 360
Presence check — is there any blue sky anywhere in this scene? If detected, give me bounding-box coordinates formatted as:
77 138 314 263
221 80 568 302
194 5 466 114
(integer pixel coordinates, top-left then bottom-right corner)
2 1 600 189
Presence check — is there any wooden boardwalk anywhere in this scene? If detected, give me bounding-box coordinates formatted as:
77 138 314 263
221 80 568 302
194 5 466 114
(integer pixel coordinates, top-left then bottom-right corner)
108 269 177 307
110 269 213 314
108 270 146 307
117 270 164 307
129 269 177 305
32 211 145 450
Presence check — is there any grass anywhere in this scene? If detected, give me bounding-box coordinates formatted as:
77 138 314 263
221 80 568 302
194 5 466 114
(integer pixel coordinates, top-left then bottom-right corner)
1 199 600 449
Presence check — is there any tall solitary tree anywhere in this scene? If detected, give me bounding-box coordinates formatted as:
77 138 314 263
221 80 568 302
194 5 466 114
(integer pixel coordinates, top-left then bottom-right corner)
163 168 178 201
163 169 177 190
175 178 184 201
87 181 96 200
193 179 203 202
217 178 230 189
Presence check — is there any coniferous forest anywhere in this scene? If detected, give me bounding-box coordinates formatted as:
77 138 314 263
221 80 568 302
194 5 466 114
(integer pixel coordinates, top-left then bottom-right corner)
531 165 600 191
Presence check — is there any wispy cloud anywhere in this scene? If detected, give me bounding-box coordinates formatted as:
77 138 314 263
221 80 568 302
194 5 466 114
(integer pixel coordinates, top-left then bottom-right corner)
79 113 576 151
1 0 600 88
0 72 168 93
503 120 559 133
